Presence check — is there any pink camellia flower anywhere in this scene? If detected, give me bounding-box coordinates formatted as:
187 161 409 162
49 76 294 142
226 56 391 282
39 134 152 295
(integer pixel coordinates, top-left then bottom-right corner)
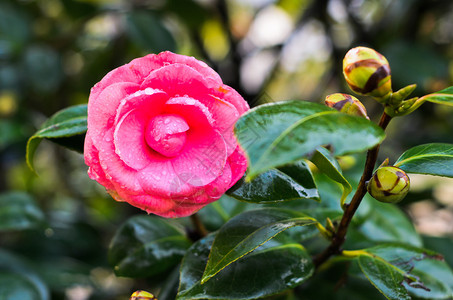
84 51 249 218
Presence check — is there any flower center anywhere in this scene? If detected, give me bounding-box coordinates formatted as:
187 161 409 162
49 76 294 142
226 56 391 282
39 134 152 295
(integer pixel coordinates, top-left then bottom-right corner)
145 114 189 157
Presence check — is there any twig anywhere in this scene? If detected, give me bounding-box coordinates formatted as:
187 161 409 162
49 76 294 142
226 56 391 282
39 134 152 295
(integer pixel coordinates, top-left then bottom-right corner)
313 112 392 268
190 213 208 240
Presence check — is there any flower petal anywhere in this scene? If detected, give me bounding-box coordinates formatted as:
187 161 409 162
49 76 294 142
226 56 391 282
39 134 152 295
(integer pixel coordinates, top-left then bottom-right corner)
165 96 214 127
215 84 250 114
115 88 167 125
84 132 115 190
88 82 139 147
171 128 228 187
141 63 216 98
114 109 155 170
227 146 248 186
203 163 233 200
97 128 143 194
155 51 222 83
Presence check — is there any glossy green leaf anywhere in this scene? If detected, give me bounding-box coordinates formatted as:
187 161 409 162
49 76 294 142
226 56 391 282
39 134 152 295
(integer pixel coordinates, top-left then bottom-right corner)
197 194 254 231
158 265 181 300
26 104 87 173
108 215 191 278
394 143 453 177
422 236 453 267
422 86 453 106
201 208 318 284
405 258 453 299
177 233 314 299
0 192 45 231
234 101 385 180
310 147 351 207
352 201 422 248
0 250 49 300
227 160 319 203
358 254 411 300
352 243 453 300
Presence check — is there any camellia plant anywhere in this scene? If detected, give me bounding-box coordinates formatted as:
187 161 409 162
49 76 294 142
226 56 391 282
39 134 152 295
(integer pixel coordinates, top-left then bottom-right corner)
27 46 453 300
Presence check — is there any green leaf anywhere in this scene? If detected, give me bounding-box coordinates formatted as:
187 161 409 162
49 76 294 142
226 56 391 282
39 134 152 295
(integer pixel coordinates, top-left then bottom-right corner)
197 194 254 231
394 143 453 177
201 208 318 284
26 104 87 173
108 215 191 278
310 147 352 208
351 201 422 248
227 160 319 203
0 192 45 231
422 86 453 106
358 254 411 300
0 250 49 300
351 243 453 300
158 266 181 300
177 233 314 299
234 101 385 180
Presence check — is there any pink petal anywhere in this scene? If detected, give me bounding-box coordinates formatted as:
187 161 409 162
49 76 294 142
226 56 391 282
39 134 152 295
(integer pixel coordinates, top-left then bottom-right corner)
155 51 222 83
203 163 233 200
114 109 155 170
114 88 168 125
138 159 190 198
171 128 228 187
90 55 164 101
118 193 177 216
201 94 239 155
84 132 115 190
214 84 250 115
97 128 143 194
165 96 214 127
165 96 238 156
145 114 189 158
227 146 248 186
88 82 139 147
164 203 207 218
140 63 216 98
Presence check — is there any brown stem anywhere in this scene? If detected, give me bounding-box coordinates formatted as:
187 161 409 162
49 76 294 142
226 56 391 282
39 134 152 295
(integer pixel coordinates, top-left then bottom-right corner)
189 213 208 240
313 112 392 268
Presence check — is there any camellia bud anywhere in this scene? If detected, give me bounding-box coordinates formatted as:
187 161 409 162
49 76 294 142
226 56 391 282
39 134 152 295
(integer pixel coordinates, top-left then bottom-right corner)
325 93 369 119
367 166 410 203
130 290 157 300
343 47 392 101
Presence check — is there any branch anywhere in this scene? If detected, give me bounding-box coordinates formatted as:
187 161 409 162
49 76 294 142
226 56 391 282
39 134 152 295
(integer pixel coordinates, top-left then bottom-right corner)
188 213 208 242
313 112 392 268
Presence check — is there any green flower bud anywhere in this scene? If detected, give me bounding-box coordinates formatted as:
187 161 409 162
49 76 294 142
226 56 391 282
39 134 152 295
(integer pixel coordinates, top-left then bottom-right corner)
130 290 157 300
343 47 392 101
325 93 369 119
367 166 410 203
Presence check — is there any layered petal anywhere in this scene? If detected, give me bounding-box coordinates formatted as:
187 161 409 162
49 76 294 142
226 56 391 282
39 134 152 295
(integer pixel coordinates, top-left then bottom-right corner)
97 128 143 195
84 132 115 190
84 51 249 218
88 82 139 147
153 51 222 84
215 84 250 114
227 146 248 186
114 109 155 170
141 63 216 98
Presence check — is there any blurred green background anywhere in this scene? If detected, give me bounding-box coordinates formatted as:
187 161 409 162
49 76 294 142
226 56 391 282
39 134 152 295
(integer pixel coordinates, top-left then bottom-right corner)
1 0 453 299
